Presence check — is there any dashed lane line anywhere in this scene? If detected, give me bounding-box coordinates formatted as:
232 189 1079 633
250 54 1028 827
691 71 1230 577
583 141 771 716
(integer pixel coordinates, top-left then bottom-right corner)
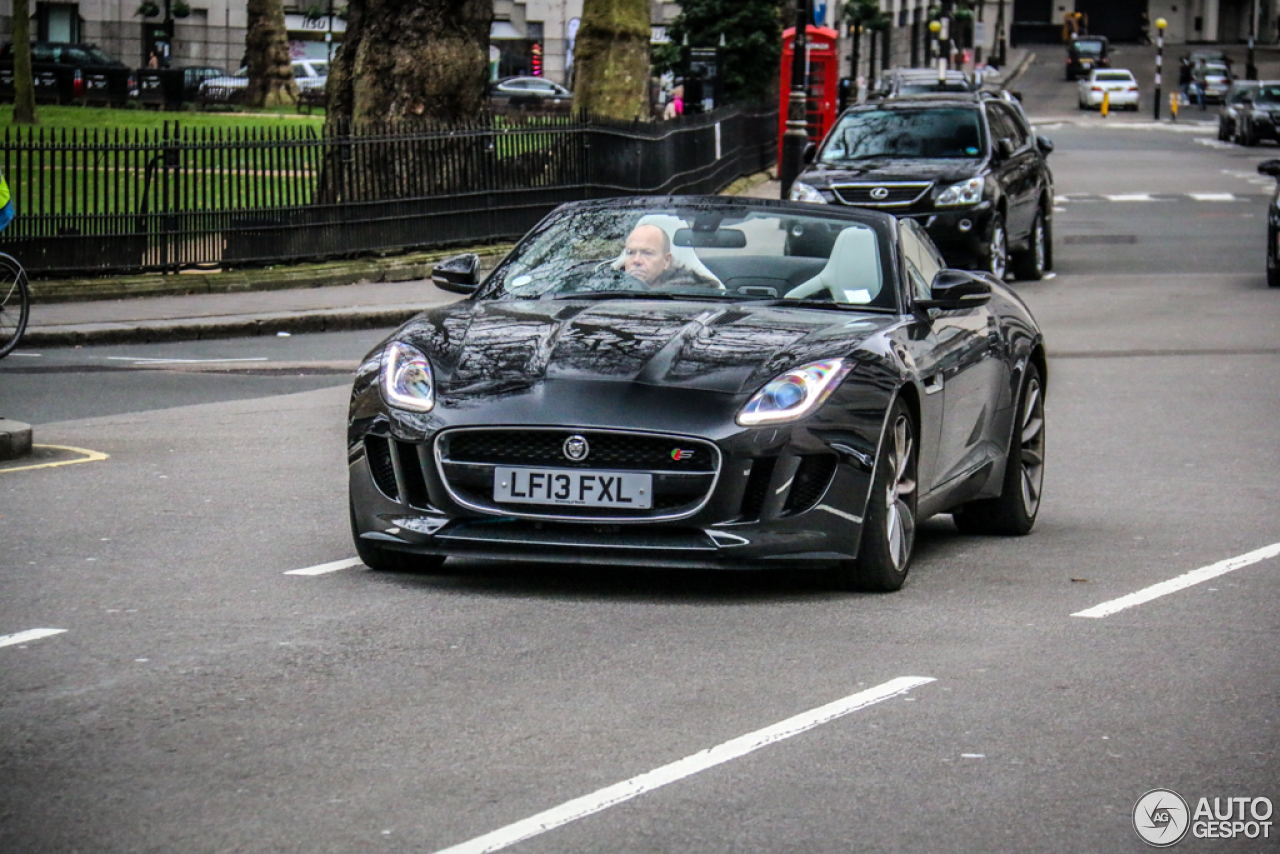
428 677 936 854
0 628 67 648
1072 542 1280 618
284 557 365 576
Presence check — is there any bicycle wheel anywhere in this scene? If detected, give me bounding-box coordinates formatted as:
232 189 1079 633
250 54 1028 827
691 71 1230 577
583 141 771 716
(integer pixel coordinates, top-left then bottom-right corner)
0 252 31 359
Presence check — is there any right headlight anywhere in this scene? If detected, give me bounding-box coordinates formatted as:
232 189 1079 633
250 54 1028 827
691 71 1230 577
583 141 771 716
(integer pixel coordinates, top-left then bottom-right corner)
380 341 435 413
790 181 828 204
935 177 985 207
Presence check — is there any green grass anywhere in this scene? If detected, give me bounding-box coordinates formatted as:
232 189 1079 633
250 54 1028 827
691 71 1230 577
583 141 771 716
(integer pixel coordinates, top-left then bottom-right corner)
0 104 325 133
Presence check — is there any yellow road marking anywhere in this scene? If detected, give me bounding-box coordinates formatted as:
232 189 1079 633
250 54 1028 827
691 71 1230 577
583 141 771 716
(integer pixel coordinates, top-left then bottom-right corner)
0 445 109 474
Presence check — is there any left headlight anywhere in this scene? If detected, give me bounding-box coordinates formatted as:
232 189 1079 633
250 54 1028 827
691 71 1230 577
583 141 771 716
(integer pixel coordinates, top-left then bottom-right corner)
381 341 435 413
738 359 853 426
935 176 984 206
790 181 828 204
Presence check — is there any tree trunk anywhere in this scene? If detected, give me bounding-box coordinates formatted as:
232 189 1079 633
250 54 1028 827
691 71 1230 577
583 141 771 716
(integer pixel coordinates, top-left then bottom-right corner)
325 0 491 124
572 0 650 120
244 0 299 108
11 0 36 124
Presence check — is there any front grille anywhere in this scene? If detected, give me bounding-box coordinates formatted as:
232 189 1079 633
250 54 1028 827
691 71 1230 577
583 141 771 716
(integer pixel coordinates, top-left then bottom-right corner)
436 428 721 521
831 182 932 207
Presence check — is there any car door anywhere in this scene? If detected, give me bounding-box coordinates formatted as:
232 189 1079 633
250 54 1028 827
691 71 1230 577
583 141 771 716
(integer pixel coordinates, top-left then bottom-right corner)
987 103 1036 240
901 220 1008 490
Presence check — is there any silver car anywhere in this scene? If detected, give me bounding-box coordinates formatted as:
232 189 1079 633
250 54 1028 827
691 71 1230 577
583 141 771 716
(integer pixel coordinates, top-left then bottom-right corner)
197 58 328 105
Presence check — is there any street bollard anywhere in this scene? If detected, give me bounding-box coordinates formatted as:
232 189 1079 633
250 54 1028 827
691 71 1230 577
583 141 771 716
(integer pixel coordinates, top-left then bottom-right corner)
1170 92 1178 121
1101 91 1109 117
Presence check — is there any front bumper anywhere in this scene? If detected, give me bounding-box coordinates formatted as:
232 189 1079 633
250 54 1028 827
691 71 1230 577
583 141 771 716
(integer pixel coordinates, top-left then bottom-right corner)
899 206 995 270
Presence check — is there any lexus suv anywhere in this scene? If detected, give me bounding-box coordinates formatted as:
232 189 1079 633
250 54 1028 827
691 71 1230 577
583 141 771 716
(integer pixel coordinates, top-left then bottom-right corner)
789 93 1055 281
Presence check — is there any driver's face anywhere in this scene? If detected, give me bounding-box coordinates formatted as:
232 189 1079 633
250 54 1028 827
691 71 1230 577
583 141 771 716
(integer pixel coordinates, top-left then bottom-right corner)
623 225 671 283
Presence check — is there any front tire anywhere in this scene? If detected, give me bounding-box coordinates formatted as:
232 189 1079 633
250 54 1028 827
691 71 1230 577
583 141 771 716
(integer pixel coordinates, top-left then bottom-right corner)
1010 210 1047 281
1268 227 1280 287
833 400 917 592
985 213 1008 281
350 498 446 572
953 364 1046 535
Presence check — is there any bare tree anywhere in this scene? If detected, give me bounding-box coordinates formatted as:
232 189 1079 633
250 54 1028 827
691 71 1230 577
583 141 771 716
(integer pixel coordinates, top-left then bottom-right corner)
11 0 36 124
244 0 298 107
572 0 650 120
325 0 491 124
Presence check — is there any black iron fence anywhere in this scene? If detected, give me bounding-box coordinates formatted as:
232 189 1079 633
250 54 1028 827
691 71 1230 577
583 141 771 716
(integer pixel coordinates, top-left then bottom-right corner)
0 105 777 277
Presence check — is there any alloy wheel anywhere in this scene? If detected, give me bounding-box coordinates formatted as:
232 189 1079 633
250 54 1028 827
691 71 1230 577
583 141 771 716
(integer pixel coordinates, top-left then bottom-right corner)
884 414 917 570
989 219 1008 281
1018 377 1046 515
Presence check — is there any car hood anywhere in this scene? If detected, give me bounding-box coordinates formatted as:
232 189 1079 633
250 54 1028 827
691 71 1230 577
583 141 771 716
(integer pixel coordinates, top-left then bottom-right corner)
803 159 981 186
393 299 898 398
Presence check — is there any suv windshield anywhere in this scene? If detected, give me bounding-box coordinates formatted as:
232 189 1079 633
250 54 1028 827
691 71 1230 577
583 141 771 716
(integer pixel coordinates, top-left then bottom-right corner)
821 109 984 161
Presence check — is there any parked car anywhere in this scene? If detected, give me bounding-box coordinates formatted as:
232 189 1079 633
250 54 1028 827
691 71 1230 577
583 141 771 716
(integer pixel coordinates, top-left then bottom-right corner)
875 67 974 98
1257 160 1280 286
1065 36 1109 81
790 93 1055 281
347 195 1048 591
1077 68 1140 110
0 41 128 106
1190 60 1233 104
488 75 572 109
1219 81 1261 141
1218 80 1280 144
178 65 227 101
198 58 328 105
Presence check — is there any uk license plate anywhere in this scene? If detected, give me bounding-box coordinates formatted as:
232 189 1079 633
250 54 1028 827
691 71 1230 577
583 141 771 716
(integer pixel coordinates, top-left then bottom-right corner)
493 467 653 509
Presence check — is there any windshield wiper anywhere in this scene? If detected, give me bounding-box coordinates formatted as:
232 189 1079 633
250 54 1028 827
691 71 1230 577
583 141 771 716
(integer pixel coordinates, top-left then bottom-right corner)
553 290 679 301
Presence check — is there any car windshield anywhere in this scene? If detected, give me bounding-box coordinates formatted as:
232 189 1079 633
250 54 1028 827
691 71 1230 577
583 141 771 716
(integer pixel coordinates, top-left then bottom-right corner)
478 204 893 309
1094 72 1134 82
1255 85 1280 103
820 109 984 161
1073 41 1105 56
897 81 970 94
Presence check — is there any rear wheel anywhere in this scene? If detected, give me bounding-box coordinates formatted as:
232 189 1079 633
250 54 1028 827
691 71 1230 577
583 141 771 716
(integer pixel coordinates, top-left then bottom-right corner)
0 253 31 360
1010 210 1047 281
832 400 917 592
350 497 446 572
953 364 1046 535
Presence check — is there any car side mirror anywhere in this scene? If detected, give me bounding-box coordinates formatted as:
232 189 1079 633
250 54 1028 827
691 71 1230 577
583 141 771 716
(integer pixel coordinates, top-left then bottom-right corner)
431 253 481 294
916 269 993 311
1257 159 1280 178
1036 134 1054 155
802 142 816 164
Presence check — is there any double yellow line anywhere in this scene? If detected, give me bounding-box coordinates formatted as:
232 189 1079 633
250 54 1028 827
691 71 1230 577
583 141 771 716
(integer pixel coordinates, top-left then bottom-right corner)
0 445 108 474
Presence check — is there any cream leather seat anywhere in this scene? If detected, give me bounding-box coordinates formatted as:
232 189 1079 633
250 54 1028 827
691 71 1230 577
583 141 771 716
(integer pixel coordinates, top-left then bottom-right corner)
784 227 882 304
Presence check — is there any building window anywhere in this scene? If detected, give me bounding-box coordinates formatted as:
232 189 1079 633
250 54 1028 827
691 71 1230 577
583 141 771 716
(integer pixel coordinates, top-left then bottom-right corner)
37 3 81 43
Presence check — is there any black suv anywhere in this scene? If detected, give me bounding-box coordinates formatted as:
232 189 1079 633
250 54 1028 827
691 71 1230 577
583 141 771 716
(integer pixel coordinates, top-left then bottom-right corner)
790 93 1055 280
0 41 129 106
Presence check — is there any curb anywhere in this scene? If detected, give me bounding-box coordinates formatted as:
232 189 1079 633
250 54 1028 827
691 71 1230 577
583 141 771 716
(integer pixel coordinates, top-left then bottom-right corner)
29 244 516 305
1001 50 1037 89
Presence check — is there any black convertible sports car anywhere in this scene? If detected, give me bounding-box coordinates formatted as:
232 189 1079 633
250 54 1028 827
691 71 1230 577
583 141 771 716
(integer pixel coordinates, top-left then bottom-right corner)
348 197 1048 591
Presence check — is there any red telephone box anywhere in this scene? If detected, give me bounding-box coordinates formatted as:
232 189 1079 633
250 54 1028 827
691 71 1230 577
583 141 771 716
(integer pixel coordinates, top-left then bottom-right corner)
779 25 839 167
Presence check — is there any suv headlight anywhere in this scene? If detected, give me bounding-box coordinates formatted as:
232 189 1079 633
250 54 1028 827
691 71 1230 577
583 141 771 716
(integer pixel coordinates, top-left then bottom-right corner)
381 341 435 412
738 359 853 426
936 177 984 206
790 181 828 204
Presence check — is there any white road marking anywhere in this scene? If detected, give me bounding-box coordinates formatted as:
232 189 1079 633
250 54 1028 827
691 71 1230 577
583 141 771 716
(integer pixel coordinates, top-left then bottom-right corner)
1104 193 1155 202
429 677 936 854
1072 542 1280 618
1188 192 1238 201
0 628 67 648
284 557 365 576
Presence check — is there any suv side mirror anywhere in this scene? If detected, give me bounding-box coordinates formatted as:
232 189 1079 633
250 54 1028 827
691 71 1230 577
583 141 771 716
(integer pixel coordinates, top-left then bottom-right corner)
916 269 993 311
1036 135 1054 155
431 253 481 294
802 142 816 164
1257 160 1280 178
994 138 1016 160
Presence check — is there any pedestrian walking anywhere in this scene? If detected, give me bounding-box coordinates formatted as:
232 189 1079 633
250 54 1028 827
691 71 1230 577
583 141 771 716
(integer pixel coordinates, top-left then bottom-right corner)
663 84 684 120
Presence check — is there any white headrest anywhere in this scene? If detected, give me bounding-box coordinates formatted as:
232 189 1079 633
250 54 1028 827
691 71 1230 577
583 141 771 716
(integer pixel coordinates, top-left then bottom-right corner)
785 227 882 304
613 214 723 287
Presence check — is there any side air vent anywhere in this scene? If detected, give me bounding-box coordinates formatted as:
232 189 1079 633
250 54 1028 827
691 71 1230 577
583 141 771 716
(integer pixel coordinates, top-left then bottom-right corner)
365 434 399 501
737 457 777 522
784 455 838 514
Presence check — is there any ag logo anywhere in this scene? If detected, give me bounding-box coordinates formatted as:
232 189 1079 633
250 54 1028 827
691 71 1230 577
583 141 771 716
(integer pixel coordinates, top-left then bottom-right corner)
563 435 590 462
869 186 890 200
1134 788 1190 847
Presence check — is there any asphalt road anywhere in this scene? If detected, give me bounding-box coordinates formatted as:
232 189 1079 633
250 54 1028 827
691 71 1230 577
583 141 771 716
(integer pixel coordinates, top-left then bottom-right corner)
1 62 1277 854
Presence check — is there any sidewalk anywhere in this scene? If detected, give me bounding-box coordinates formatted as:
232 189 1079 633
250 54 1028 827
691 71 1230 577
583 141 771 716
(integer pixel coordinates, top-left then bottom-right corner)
17 51 1036 350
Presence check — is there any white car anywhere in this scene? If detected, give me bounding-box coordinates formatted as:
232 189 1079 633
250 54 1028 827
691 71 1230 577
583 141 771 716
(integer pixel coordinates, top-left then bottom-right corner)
198 58 328 105
1078 69 1140 111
